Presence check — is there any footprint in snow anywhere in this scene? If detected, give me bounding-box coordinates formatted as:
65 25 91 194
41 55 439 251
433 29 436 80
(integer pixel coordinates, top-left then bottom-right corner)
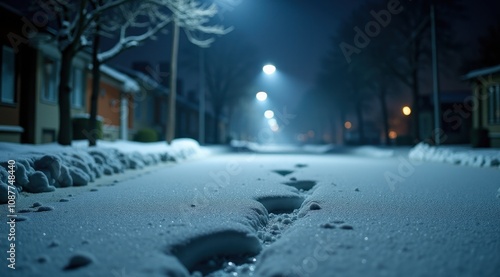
64 252 95 270
271 170 294 176
320 220 353 230
282 180 317 191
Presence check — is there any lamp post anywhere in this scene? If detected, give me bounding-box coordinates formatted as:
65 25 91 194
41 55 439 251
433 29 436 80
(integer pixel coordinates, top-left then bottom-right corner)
431 3 441 145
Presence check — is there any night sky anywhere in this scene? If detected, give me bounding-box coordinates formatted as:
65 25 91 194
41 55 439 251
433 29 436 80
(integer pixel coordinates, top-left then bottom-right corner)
110 0 500 111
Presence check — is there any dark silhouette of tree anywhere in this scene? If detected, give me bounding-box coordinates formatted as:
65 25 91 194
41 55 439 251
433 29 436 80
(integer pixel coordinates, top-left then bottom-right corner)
317 0 463 144
88 0 172 146
203 35 260 143
465 19 500 70
31 0 133 145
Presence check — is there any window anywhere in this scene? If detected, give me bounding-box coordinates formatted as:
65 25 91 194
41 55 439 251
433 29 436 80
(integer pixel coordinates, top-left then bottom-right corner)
42 56 59 103
488 84 500 124
71 67 84 108
1 46 15 104
42 129 56 143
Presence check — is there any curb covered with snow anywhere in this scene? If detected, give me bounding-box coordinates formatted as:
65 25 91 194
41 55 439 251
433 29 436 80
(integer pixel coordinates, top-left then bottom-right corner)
409 142 500 168
0 139 202 204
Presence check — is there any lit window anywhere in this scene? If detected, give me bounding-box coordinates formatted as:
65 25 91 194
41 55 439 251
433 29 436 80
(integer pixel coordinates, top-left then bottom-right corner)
488 84 500 124
42 56 59 103
71 67 84 108
1 46 15 104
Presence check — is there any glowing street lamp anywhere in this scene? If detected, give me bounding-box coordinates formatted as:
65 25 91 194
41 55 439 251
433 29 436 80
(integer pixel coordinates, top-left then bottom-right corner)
268 118 279 132
389 131 398 139
344 121 352 129
264 110 274 119
263 64 276 75
402 106 412 116
256 91 268 102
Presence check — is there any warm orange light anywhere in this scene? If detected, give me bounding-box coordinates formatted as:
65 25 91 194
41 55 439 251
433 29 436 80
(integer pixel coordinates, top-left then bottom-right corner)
402 106 412 116
389 131 398 139
344 121 352 129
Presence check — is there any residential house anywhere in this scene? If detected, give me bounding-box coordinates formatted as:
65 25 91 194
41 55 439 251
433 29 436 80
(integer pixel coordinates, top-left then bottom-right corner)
84 65 139 141
0 2 139 144
0 3 35 143
463 65 500 147
123 64 222 143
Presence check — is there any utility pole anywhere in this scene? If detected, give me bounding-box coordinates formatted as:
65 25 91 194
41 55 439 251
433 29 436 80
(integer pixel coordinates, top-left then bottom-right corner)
166 20 179 143
198 46 206 145
431 3 441 145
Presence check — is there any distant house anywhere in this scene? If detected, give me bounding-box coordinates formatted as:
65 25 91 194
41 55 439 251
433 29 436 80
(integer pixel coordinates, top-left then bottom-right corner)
84 65 139 141
123 64 222 143
463 64 500 147
419 91 473 145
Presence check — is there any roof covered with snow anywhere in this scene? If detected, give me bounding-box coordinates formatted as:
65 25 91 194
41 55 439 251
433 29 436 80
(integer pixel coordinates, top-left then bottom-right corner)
98 65 140 93
463 64 500 80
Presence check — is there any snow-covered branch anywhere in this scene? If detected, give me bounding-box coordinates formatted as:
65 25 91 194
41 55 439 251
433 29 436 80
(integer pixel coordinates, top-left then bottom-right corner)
97 2 173 62
149 0 234 47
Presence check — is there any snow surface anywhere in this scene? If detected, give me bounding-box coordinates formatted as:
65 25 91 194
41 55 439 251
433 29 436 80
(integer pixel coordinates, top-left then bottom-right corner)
0 139 204 204
409 142 500 168
1 143 499 276
0 125 24 133
230 140 395 157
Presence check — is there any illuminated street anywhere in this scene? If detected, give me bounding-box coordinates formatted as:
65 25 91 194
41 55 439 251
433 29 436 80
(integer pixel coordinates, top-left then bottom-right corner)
2 150 499 276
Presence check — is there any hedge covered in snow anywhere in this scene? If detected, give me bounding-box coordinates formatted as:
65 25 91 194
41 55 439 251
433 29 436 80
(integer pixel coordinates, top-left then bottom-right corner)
409 142 500 168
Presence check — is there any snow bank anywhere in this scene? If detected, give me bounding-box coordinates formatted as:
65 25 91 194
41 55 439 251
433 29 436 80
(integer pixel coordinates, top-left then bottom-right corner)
0 139 203 204
409 142 500 168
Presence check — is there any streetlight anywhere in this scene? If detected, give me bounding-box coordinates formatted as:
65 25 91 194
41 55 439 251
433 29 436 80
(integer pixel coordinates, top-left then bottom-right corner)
402 106 412 116
263 64 276 75
256 91 268 102
264 110 274 119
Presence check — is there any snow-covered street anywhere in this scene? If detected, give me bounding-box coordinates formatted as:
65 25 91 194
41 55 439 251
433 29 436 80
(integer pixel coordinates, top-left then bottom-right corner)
1 149 499 277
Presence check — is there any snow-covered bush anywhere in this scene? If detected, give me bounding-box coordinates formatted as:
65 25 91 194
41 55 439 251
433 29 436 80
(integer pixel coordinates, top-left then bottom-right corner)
0 139 203 204
409 142 500 168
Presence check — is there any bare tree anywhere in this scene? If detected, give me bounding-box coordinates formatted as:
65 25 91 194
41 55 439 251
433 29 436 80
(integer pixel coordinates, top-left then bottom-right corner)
319 0 463 145
203 35 260 143
88 1 172 146
32 0 233 145
370 0 463 141
157 0 234 143
32 0 133 145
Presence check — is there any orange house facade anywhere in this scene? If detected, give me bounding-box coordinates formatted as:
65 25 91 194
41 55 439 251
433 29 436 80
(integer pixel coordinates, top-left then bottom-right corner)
85 65 138 141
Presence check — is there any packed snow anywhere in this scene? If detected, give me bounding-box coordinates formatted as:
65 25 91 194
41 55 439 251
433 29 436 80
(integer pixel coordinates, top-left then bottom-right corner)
1 142 499 277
